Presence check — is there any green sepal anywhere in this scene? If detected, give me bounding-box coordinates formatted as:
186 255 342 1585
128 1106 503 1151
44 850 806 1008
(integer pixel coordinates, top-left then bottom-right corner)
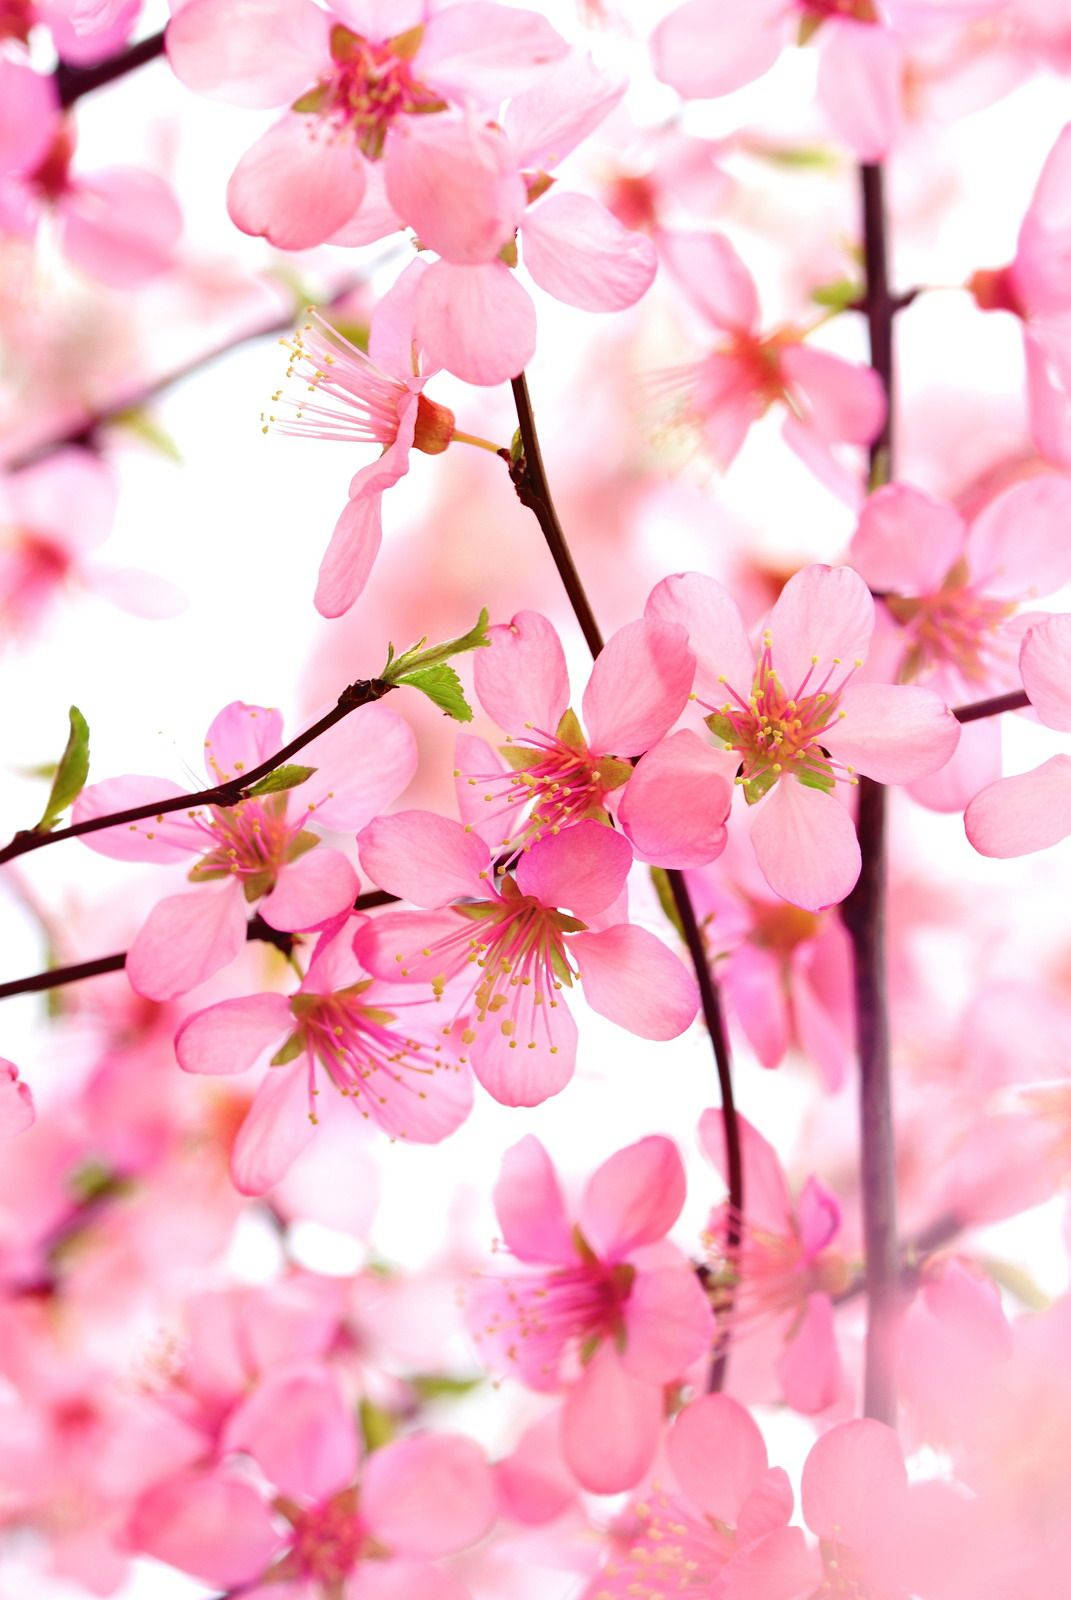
35 706 90 832
246 764 316 798
811 277 862 312
555 707 586 752
499 743 542 771
650 866 685 942
187 860 229 883
453 900 501 922
270 1032 305 1067
704 711 737 745
549 944 575 986
597 757 634 792
795 765 836 795
112 406 183 462
285 829 320 864
497 237 519 269
243 871 275 902
359 1397 396 1453
742 769 779 806
408 1373 483 1402
329 22 359 58
291 83 328 113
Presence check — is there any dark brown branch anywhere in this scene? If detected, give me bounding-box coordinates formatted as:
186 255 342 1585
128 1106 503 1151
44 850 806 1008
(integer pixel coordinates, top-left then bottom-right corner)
0 679 391 866
953 687 1029 723
55 28 166 107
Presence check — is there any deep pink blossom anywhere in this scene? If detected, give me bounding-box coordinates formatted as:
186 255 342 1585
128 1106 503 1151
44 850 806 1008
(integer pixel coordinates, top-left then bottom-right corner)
176 914 473 1194
468 1135 712 1493
636 565 960 908
74 698 416 1000
355 814 699 1105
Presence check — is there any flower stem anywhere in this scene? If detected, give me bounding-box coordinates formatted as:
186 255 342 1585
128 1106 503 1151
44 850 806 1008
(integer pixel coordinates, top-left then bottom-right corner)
452 431 506 454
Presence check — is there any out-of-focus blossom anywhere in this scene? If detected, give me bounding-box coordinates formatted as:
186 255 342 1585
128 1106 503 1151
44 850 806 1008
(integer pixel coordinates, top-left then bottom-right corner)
0 1059 34 1134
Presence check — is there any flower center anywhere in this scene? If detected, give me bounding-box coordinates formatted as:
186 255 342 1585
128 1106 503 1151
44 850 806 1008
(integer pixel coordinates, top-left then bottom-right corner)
284 983 447 1127
283 1488 368 1589
187 795 310 900
887 575 1018 688
294 24 446 161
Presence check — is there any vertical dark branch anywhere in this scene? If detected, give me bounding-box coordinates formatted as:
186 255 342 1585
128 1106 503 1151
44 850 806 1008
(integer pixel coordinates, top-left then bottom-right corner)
841 161 899 1427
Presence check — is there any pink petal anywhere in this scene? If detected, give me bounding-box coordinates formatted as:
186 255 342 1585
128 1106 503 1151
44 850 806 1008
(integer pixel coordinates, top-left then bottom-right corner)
454 731 512 849
362 1433 496 1556
618 730 732 868
651 0 784 99
300 702 418 830
965 756 1071 857
750 781 861 911
722 1524 819 1600
766 565 874 694
89 564 187 617
227 113 367 249
777 1292 842 1414
366 256 432 375
560 1343 662 1493
385 116 524 264
780 345 886 446
354 906 478 983
1021 614 1071 729
494 1135 576 1265
579 1135 687 1260
313 426 414 618
72 775 205 861
514 819 632 919
572 923 699 1040
203 701 285 783
665 1394 769 1524
126 883 247 1001
698 1109 793 1234
966 473 1071 597
800 1417 908 1546
231 1062 318 1194
59 169 181 287
165 0 330 106
223 1363 357 1501
0 1061 34 1136
419 2 570 101
469 991 578 1107
621 1264 712 1382
474 610 570 735
825 682 960 784
7 448 117 552
849 483 965 595
358 811 489 905
907 715 1001 814
259 847 359 931
817 20 902 162
658 230 760 333
0 57 58 178
494 1414 575 1526
1014 124 1071 315
796 1175 841 1258
727 944 791 1069
1024 327 1071 466
582 617 695 755
645 571 755 701
128 1470 280 1587
503 51 624 169
414 259 536 385
175 993 292 1076
349 1562 470 1600
523 191 656 313
781 412 866 508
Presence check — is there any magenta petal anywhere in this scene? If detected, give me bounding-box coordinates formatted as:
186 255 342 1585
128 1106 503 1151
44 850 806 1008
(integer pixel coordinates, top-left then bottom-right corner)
621 1265 712 1382
469 994 577 1107
645 570 755 700
203 700 284 782
658 230 760 333
777 1292 842 1414
72 775 204 861
231 1063 317 1194
651 0 783 99
300 702 418 830
514 820 632 920
1021 614 1071 729
766 566 874 701
579 1135 686 1259
666 1394 768 1523
618 730 732 868
826 683 960 784
965 757 1071 857
175 993 292 1076
126 883 247 1001
849 483 965 595
574 923 698 1041
259 848 358 932
362 1433 496 1557
128 1470 281 1586
582 617 695 755
223 1362 357 1501
494 1135 576 1265
358 811 489 905
560 1343 662 1493
522 191 656 312
415 259 536 385
315 423 415 618
750 782 861 911
227 114 367 249
165 0 330 106
474 610 570 734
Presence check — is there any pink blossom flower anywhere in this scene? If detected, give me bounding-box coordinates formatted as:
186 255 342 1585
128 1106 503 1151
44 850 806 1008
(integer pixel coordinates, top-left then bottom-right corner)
355 814 699 1106
165 0 569 250
130 1362 497 1595
468 1135 712 1493
0 51 57 181
966 613 1071 857
0 1060 34 1135
635 565 961 908
456 606 711 856
654 231 886 498
266 258 460 618
0 449 183 640
176 914 474 1194
74 698 417 1001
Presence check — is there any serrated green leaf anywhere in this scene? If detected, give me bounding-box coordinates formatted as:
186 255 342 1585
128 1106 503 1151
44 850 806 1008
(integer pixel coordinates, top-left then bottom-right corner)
399 664 473 722
36 707 90 832
383 608 491 681
408 1373 483 1402
246 764 316 797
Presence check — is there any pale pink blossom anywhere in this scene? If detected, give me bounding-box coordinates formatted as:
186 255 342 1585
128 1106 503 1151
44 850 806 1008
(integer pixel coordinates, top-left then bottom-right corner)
636 565 960 908
176 914 473 1194
74 698 417 1000
165 0 569 250
355 814 699 1105
468 1135 712 1493
655 231 886 498
0 1060 34 1135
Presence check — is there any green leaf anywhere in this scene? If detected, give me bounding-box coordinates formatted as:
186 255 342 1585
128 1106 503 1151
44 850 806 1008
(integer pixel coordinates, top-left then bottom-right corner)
36 707 90 832
408 1373 483 1402
382 608 491 682
398 663 473 722
246 764 316 797
811 277 862 312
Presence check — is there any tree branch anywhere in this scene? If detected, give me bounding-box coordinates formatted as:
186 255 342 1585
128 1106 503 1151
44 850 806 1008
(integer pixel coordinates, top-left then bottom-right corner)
55 28 167 108
953 687 1029 723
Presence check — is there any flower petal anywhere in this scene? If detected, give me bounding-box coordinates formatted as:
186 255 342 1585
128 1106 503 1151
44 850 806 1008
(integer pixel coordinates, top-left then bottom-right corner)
165 0 330 107
658 230 760 333
825 683 960 784
231 1063 318 1194
415 259 537 386
469 990 577 1107
176 993 292 1076
965 756 1071 858
223 1363 358 1501
523 191 656 312
72 776 205 861
0 1060 34 1136
1021 614 1071 729
300 702 418 830
314 420 415 618
475 610 570 735
493 1135 576 1265
582 617 695 755
622 1264 713 1382
560 1342 662 1493
358 812 489 905
651 0 783 99
572 923 698 1040
618 729 732 868
126 883 247 1001
579 1135 687 1259
514 819 632 919
849 483 965 595
967 473 1071 597
227 113 367 249
766 565 874 694
362 1433 496 1557
128 1470 280 1587
750 781 861 911
203 701 285 783
385 116 524 264
666 1394 769 1524
646 571 755 701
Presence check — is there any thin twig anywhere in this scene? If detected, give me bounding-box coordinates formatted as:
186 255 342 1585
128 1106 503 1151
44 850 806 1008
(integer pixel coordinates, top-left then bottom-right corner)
55 28 166 107
953 687 1029 723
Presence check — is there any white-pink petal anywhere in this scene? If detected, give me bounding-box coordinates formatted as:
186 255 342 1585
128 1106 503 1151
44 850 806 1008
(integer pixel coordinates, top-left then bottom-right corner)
966 473 1071 598
766 565 874 693
780 344 886 446
165 0 330 107
666 1394 769 1525
385 117 524 265
849 483 965 595
227 113 367 250
175 993 292 1076
579 1135 687 1260
750 781 861 911
301 701 418 830
523 191 657 313
618 730 732 869
560 1342 662 1493
128 1470 281 1587
514 820 632 920
651 0 784 99
826 683 960 784
223 1363 357 1501
415 260 537 385
315 420 416 619
418 2 570 101
231 1062 318 1194
1021 614 1071 729
572 923 698 1040
503 51 624 169
646 570 755 700
494 1135 577 1265
362 1433 496 1557
60 168 182 287
965 756 1071 857
475 610 570 735
621 1265 712 1382
658 230 760 334
126 882 247 1001
469 991 577 1108
817 20 902 162
203 700 285 783
258 846 359 931
72 775 205 861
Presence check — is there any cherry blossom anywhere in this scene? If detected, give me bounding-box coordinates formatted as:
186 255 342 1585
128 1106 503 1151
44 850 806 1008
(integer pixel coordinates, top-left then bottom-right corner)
0 1059 34 1135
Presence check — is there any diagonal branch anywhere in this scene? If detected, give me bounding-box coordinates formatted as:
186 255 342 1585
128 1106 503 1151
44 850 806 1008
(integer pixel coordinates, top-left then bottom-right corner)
55 28 166 107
